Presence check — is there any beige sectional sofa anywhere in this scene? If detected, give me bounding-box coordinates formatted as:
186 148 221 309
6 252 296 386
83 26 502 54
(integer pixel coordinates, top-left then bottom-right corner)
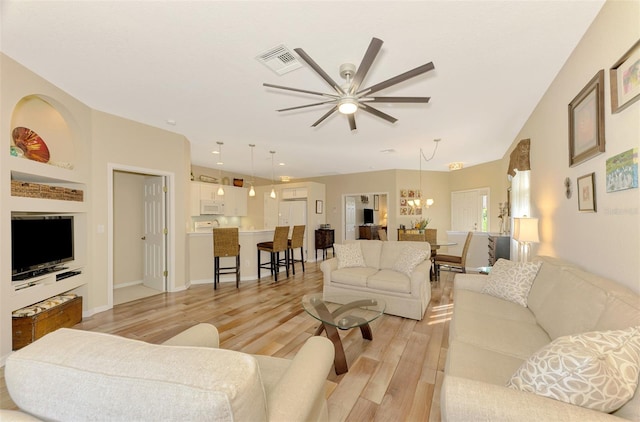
442 255 640 421
2 323 335 422
320 239 432 320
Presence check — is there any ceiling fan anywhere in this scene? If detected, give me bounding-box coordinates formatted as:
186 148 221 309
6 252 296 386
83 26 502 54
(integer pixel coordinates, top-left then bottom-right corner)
263 37 434 131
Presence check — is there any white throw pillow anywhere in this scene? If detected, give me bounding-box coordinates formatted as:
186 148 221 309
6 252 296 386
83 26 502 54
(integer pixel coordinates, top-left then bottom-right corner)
481 258 541 307
392 246 429 276
507 326 640 413
334 243 365 269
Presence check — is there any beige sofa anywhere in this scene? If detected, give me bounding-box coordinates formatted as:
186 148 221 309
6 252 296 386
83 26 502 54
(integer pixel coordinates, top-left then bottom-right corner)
2 323 335 422
320 239 432 320
442 255 640 421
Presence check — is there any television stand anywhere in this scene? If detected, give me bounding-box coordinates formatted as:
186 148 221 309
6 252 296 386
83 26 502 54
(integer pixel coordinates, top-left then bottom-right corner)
12 266 70 282
359 225 382 240
56 270 81 281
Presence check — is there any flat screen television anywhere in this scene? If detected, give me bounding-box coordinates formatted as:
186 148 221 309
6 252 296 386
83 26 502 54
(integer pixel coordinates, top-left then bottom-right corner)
363 208 374 225
11 216 74 280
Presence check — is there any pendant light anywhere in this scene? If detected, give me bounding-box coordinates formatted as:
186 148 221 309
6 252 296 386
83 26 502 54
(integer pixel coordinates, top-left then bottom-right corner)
216 141 224 196
248 144 256 197
269 150 276 199
413 138 440 210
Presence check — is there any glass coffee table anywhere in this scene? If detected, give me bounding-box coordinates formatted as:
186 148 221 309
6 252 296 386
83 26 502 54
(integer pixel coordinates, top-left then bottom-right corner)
302 293 385 375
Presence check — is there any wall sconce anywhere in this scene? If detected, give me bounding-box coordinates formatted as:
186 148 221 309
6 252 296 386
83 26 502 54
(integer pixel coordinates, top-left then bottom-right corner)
513 216 539 263
425 198 434 208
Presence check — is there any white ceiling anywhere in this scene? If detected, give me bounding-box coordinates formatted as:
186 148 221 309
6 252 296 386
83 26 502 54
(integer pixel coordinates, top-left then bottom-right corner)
1 1 605 180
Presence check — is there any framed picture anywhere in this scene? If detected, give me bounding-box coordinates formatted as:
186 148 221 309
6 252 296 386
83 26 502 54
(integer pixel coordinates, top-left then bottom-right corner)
610 39 640 113
606 148 638 192
315 200 323 214
373 194 379 211
569 70 605 167
577 173 596 212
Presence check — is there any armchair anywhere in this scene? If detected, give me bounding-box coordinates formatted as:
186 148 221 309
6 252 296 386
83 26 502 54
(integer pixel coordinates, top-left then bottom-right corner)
4 324 335 422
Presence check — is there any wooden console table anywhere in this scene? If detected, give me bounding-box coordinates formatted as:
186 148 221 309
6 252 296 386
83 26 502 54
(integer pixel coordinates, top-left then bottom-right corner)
359 225 382 240
315 228 335 261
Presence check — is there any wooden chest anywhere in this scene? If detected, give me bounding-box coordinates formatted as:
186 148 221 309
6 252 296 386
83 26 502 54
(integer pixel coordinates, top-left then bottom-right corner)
12 296 82 350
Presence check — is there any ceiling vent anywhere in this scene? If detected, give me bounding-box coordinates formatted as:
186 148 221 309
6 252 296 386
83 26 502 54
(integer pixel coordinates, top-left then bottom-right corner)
256 44 302 75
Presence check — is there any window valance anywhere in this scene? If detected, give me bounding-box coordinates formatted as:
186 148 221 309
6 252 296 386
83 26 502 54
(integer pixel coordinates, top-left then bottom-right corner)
508 139 531 177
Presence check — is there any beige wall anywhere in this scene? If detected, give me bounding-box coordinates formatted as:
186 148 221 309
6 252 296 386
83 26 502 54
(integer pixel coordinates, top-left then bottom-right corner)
449 160 508 232
1 54 94 360
91 111 192 307
504 0 640 291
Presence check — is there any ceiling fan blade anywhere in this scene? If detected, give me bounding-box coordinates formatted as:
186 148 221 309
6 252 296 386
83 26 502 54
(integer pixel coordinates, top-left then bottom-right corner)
348 114 357 131
363 96 431 103
357 62 435 96
360 104 398 124
277 100 337 112
349 37 384 94
263 83 337 98
311 106 338 127
294 48 345 95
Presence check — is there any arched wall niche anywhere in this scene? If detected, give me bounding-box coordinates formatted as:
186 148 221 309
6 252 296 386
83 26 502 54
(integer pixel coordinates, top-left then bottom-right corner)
10 94 80 168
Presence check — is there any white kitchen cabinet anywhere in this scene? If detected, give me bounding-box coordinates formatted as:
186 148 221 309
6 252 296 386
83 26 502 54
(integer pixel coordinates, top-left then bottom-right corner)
224 186 248 217
191 182 247 216
281 187 308 199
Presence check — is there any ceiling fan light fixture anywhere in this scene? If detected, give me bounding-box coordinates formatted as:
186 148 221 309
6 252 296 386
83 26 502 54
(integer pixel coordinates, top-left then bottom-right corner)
338 97 358 114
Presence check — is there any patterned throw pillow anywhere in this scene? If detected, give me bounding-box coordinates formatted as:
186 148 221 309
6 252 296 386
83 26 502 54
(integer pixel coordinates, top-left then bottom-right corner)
507 326 640 413
392 246 429 276
334 243 366 269
481 258 541 307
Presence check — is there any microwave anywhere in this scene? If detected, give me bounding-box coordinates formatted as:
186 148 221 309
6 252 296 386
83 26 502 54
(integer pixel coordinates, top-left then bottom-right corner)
200 200 225 215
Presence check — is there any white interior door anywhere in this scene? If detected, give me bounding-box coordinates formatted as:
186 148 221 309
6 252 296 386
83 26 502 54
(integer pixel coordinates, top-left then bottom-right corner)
451 188 488 232
143 176 166 291
345 196 356 241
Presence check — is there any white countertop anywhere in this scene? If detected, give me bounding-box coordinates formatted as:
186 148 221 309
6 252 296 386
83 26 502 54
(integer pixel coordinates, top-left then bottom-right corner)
188 228 275 236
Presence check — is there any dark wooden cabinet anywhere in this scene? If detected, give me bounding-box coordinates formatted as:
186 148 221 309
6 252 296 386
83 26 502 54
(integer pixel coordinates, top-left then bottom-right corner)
358 225 381 240
315 229 335 260
488 235 510 265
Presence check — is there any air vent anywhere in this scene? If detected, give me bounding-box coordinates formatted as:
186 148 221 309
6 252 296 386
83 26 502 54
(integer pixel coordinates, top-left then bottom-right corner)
256 44 302 75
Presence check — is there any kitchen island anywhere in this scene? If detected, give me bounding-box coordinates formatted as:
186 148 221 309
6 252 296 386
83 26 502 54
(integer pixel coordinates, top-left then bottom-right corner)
188 229 279 285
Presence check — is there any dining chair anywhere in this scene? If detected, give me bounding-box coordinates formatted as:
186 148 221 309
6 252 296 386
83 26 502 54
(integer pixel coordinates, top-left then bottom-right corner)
257 226 290 282
212 227 240 289
287 225 306 274
434 231 473 280
377 229 388 241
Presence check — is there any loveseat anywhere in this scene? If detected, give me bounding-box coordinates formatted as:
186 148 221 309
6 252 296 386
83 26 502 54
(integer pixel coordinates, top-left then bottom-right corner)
442 255 640 421
2 323 335 422
320 239 432 320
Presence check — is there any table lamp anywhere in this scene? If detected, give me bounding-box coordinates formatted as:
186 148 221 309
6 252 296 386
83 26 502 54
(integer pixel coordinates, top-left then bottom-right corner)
513 217 539 263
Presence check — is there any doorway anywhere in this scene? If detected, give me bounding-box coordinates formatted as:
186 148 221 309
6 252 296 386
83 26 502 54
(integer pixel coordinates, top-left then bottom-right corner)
108 165 173 307
450 188 489 232
342 193 388 242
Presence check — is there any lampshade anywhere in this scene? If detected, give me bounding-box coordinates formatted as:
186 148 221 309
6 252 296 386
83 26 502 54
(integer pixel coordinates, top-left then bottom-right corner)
513 217 539 243
338 97 358 114
426 198 434 207
217 185 225 196
249 185 255 197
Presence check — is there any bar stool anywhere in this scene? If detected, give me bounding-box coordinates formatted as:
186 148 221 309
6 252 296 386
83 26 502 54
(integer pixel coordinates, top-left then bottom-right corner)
257 226 290 281
212 227 240 290
287 225 305 274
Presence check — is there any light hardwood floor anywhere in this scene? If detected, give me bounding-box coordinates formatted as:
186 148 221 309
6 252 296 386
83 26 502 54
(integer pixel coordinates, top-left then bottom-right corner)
1 261 454 421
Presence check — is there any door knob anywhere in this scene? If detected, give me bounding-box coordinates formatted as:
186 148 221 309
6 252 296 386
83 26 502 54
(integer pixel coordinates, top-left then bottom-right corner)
141 236 146 240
